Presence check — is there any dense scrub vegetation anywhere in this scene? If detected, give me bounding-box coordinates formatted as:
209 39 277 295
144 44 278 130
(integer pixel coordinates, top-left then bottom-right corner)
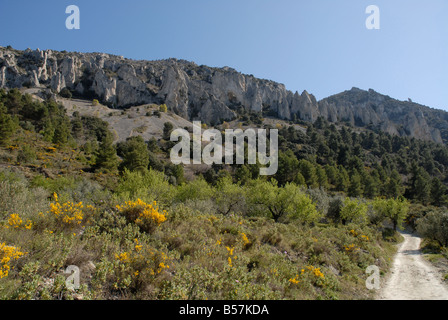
0 89 447 300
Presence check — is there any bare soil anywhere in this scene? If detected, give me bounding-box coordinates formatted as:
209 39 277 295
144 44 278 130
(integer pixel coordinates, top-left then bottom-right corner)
377 231 448 300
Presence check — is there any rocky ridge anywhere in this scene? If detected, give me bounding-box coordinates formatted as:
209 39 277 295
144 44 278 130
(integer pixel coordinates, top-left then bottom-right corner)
1 46 447 144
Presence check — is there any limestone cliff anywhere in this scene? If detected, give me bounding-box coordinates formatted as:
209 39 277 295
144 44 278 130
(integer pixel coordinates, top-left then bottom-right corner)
1 46 447 144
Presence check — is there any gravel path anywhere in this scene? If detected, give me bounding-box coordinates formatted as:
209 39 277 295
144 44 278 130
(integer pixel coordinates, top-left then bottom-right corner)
378 231 448 300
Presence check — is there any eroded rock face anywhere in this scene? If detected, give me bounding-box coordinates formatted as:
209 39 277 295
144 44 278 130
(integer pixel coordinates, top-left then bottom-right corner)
0 46 446 144
319 88 445 144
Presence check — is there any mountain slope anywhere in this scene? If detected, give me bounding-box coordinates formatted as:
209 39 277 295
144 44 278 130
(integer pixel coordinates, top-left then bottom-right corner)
1 46 447 144
319 88 446 144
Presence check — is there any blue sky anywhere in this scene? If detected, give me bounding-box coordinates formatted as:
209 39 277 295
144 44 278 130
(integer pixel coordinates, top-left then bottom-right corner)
1 0 447 111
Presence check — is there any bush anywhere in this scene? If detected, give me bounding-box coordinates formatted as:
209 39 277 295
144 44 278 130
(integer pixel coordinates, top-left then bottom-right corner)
416 210 448 247
116 168 174 205
116 199 167 233
175 177 213 203
214 176 247 215
372 197 409 230
59 88 72 99
247 179 320 223
340 198 368 225
17 145 36 163
159 104 168 113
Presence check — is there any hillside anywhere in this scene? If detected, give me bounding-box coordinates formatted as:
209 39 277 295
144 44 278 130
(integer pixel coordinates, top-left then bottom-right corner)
1 46 447 144
1 50 448 301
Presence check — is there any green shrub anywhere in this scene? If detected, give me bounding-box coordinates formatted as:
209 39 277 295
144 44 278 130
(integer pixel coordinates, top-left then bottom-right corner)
416 210 448 247
247 179 320 223
340 198 368 225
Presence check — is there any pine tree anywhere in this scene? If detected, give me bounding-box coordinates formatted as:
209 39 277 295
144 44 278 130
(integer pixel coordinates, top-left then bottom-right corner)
298 159 318 188
118 136 150 172
52 118 71 145
385 170 403 198
316 166 328 189
95 133 118 172
430 177 448 206
410 167 431 204
363 175 379 198
336 166 350 192
275 150 299 185
348 170 363 197
163 122 174 140
0 103 16 146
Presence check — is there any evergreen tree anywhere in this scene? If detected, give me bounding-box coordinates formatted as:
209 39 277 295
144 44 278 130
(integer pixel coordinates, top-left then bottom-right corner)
430 177 448 207
235 165 252 185
316 166 328 189
385 170 403 198
363 175 379 199
117 136 150 172
95 133 118 172
71 111 84 139
163 122 174 140
0 103 17 146
409 167 431 204
275 150 299 185
52 118 71 145
336 166 350 192
348 170 363 197
298 159 318 188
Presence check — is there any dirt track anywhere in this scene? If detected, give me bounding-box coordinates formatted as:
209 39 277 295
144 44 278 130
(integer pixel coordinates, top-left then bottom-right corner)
377 231 448 300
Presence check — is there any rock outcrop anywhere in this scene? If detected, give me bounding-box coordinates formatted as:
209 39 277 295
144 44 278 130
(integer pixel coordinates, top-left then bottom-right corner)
1 46 447 144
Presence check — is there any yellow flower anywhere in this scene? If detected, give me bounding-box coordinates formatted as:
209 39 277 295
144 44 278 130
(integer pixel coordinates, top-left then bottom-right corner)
134 238 143 252
24 221 33 230
116 199 167 228
0 243 26 279
5 214 33 230
115 252 130 263
7 214 23 228
289 275 300 284
240 233 250 246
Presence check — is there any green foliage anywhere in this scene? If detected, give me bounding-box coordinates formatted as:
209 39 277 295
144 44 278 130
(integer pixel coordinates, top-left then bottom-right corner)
372 197 409 230
95 133 118 173
275 150 299 185
214 176 246 215
163 122 174 140
298 159 318 188
159 104 168 113
17 144 36 163
340 198 368 225
175 177 213 203
431 178 448 207
0 102 18 146
59 88 72 99
117 136 150 172
247 179 320 223
116 168 174 204
416 209 448 247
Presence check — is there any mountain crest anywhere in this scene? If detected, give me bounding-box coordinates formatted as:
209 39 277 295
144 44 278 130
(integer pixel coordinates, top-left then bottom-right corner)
1 46 447 144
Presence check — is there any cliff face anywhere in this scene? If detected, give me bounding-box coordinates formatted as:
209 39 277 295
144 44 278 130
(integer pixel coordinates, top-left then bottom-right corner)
319 88 446 144
1 47 447 144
